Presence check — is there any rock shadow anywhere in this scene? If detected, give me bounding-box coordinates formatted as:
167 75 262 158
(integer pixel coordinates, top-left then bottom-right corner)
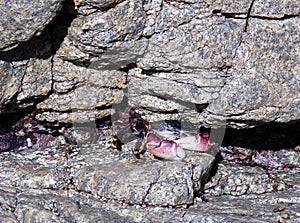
0 0 77 62
222 121 300 150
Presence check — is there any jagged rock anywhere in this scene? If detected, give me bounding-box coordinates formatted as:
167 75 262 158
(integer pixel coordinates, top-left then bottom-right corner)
0 143 299 222
0 58 53 112
0 1 300 222
35 58 126 123
0 173 299 223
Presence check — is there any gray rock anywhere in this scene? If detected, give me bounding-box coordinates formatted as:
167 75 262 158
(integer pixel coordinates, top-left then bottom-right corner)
1 185 299 223
0 147 70 189
200 18 300 128
204 161 287 196
35 58 126 123
1 0 299 128
0 144 299 222
251 0 300 17
0 142 215 207
0 0 63 51
0 58 53 112
12 189 136 223
71 146 215 206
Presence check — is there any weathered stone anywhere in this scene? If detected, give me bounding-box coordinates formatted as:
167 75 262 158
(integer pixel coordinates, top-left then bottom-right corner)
58 0 148 69
0 58 53 112
34 58 126 123
127 68 226 123
0 142 215 207
0 1 300 222
35 109 113 123
204 161 287 196
1 0 299 128
0 0 63 51
12 190 136 223
72 147 215 206
200 18 300 128
1 185 299 223
251 0 300 17
138 17 244 71
0 143 299 222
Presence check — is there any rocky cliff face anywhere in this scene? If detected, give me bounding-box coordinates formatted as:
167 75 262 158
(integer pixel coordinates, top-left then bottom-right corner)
0 0 299 129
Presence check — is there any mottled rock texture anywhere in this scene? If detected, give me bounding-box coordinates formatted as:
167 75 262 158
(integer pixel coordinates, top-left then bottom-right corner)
0 1 300 221
0 143 216 214
0 0 299 128
0 144 299 222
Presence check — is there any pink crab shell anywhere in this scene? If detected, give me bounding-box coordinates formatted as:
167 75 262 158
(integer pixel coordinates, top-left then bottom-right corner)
175 132 211 152
146 132 186 160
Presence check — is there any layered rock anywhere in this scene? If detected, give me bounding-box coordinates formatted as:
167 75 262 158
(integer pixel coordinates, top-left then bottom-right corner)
1 0 299 128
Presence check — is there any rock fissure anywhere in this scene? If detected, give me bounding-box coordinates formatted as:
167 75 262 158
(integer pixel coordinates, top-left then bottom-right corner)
142 169 162 205
246 0 256 32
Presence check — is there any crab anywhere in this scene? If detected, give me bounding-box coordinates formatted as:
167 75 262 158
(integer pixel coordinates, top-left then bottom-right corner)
112 107 213 160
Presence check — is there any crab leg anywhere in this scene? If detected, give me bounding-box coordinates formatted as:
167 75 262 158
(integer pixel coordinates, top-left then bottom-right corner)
146 132 186 160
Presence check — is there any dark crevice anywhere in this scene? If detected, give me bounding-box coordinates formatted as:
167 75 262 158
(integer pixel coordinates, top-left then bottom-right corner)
0 0 77 61
213 11 247 19
195 103 209 113
141 69 189 75
222 121 300 150
0 107 37 132
249 14 300 20
118 63 138 72
244 0 256 32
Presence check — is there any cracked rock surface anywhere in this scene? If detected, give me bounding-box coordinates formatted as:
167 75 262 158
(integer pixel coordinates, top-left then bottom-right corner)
0 0 299 127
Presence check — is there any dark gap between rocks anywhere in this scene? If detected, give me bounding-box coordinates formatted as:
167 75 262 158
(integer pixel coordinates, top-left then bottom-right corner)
0 0 77 61
222 121 300 150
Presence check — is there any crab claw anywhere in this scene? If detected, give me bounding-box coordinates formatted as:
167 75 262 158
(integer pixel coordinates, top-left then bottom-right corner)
175 132 211 152
146 132 186 160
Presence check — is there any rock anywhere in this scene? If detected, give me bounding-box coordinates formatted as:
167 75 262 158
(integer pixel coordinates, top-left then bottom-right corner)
204 161 287 196
0 0 63 51
0 142 215 207
127 68 225 123
71 146 216 206
0 144 299 222
11 189 137 223
0 147 70 189
35 58 126 123
0 0 299 128
2 181 299 223
251 0 300 17
200 18 300 128
0 58 53 112
0 1 300 222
